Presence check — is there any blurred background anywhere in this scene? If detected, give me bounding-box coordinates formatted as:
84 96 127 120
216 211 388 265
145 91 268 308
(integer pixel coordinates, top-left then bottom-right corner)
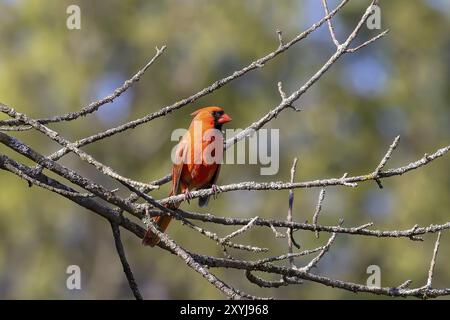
0 0 449 299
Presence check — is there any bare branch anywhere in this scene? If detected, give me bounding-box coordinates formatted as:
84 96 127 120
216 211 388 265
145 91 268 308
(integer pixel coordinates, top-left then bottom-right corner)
44 0 351 163
287 158 299 266
174 215 267 253
193 252 450 299
0 132 145 220
322 0 340 47
397 280 413 289
269 224 286 238
340 172 358 187
172 208 450 240
254 246 325 265
373 135 401 188
225 1 380 149
0 150 146 244
0 46 167 128
300 232 337 272
276 29 283 47
150 174 173 186
220 216 259 244
246 270 288 288
376 136 401 172
346 29 390 53
312 189 326 238
0 155 94 198
0 125 32 131
355 222 374 231
137 186 267 255
145 209 245 300
277 81 287 100
1 0 449 301
426 232 442 289
0 105 158 191
3 131 450 299
160 143 450 205
110 222 143 300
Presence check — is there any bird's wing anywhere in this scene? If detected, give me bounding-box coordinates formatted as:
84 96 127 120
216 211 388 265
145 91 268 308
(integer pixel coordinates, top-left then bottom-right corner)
209 163 221 186
171 139 188 196
198 164 221 207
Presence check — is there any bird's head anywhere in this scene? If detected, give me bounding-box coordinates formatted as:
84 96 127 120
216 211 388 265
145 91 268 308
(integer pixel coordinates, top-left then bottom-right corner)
191 106 232 130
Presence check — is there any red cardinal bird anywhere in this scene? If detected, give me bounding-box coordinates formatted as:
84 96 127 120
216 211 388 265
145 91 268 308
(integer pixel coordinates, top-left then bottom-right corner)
143 106 232 246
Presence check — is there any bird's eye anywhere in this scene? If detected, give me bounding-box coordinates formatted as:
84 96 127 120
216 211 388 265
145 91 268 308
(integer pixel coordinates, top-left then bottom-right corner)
212 110 224 118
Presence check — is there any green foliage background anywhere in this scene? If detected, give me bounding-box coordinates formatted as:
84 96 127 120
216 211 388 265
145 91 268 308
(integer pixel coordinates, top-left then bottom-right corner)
0 0 449 299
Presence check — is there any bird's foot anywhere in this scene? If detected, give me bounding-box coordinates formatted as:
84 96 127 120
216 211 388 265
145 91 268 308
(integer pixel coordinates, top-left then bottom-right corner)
211 184 221 200
184 188 193 204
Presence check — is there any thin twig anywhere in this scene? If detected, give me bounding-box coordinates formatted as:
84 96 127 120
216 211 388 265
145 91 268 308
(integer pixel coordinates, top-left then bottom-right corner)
145 208 245 299
0 153 144 236
225 0 382 150
0 125 32 131
110 222 143 300
287 158 299 266
312 189 326 238
0 105 158 191
246 270 288 288
355 222 374 231
254 246 325 265
0 46 167 128
42 0 351 163
145 207 450 240
269 224 286 238
346 29 390 53
322 0 340 47
340 172 358 187
220 216 259 243
0 155 94 198
276 29 283 47
397 280 413 289
176 216 267 253
373 135 401 188
425 232 442 289
300 232 337 272
160 143 450 205
193 252 450 299
0 132 146 220
277 81 287 100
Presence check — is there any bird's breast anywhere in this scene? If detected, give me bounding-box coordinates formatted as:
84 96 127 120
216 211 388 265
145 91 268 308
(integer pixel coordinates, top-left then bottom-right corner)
182 162 218 188
179 127 223 188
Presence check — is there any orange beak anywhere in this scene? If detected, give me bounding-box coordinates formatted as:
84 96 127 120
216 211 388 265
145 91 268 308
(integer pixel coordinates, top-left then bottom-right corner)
218 113 232 124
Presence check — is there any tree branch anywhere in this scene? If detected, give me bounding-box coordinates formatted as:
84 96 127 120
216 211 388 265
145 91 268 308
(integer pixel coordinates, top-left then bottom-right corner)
159 142 450 206
0 46 167 128
39 0 351 164
1 0 449 300
110 222 143 300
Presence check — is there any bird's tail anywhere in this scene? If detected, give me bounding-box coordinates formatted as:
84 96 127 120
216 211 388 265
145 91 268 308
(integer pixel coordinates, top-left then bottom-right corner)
142 192 178 247
142 214 172 247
